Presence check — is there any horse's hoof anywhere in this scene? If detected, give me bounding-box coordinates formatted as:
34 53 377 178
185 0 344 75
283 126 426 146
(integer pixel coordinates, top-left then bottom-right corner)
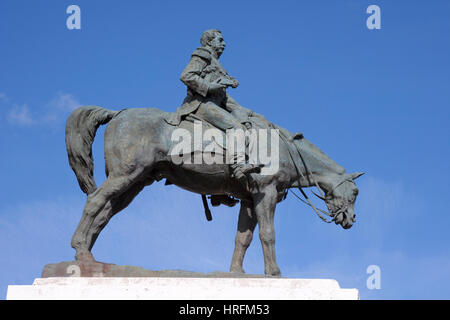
230 266 245 274
265 268 281 277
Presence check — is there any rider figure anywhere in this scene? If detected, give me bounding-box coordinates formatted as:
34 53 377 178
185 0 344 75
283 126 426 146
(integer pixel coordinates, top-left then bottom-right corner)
169 29 261 186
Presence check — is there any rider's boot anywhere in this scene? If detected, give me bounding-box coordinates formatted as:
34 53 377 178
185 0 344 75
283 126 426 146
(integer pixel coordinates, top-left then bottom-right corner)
230 162 263 187
227 126 263 188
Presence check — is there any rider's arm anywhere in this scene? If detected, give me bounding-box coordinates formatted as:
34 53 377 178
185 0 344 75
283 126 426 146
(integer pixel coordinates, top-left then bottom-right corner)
180 56 209 97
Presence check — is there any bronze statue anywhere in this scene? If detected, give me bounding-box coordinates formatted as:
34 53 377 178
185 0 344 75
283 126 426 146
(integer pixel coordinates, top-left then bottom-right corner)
65 29 363 276
169 29 263 187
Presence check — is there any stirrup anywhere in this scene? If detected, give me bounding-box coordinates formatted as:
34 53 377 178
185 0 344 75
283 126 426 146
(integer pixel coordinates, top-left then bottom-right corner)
210 195 239 207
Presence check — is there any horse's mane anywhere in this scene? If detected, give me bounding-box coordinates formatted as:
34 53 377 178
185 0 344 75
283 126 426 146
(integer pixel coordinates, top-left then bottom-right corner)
294 137 345 175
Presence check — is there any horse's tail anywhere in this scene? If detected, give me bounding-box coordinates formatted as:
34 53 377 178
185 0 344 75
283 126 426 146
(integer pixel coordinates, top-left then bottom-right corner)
65 106 118 195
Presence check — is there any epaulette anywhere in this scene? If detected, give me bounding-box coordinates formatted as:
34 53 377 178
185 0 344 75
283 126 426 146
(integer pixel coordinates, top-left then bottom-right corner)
191 47 212 62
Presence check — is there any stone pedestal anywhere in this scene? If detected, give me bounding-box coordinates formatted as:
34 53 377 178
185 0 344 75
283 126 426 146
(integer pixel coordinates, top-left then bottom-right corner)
7 277 359 300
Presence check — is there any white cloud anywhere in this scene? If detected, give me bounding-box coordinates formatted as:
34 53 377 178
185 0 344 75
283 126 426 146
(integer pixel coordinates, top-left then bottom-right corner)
7 104 34 125
2 92 82 126
44 92 81 123
48 92 80 112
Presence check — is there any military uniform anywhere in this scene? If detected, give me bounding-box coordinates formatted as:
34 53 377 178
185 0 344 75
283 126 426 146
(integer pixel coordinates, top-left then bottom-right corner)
167 46 251 130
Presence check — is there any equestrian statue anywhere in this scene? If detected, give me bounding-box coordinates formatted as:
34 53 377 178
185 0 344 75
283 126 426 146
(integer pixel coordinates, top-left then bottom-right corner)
65 29 363 276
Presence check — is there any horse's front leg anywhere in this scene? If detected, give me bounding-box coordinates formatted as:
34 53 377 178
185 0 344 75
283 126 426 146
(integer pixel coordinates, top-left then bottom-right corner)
230 200 257 274
253 184 281 276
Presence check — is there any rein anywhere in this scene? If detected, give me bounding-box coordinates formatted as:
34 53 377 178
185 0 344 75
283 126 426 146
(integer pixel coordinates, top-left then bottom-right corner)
280 133 336 223
289 188 334 223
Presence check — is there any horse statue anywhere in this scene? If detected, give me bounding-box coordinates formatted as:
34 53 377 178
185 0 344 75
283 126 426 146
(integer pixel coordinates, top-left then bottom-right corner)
65 105 363 276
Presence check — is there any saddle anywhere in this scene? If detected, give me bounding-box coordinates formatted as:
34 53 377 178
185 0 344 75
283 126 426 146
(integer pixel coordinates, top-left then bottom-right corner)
163 110 305 221
167 111 252 165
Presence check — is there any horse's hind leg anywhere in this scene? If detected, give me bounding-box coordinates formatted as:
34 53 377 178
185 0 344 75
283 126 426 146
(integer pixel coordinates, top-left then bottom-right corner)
230 200 257 274
71 170 145 261
85 179 149 252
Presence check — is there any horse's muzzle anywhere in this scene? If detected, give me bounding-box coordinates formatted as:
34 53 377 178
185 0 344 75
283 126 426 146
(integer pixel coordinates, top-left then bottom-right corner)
335 210 355 229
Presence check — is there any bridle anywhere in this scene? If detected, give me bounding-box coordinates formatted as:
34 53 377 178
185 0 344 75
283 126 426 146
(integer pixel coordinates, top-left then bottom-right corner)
289 178 352 224
281 133 351 224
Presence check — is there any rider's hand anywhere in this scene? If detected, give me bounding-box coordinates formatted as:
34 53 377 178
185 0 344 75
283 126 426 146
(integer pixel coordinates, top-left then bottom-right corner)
208 80 227 93
223 78 239 88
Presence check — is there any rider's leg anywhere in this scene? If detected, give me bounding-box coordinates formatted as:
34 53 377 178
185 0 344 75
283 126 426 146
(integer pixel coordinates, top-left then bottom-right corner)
194 101 246 161
194 102 242 131
193 103 261 185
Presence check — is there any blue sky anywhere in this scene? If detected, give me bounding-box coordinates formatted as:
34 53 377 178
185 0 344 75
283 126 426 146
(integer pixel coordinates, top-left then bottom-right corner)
0 0 449 299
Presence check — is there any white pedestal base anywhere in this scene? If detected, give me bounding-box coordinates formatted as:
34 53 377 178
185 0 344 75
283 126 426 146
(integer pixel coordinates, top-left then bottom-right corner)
7 277 359 300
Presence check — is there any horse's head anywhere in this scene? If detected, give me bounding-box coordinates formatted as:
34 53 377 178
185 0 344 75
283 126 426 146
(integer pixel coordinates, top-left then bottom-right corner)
318 172 364 229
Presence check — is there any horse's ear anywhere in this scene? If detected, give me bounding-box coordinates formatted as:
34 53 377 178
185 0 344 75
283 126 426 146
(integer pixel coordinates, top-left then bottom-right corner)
293 132 304 140
349 172 365 180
